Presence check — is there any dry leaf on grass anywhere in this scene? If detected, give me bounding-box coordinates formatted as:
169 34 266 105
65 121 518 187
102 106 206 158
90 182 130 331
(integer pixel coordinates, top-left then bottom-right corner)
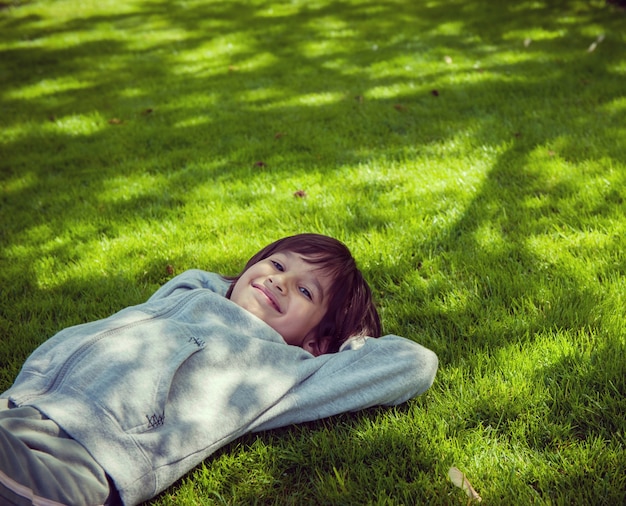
448 467 482 502
588 34 605 53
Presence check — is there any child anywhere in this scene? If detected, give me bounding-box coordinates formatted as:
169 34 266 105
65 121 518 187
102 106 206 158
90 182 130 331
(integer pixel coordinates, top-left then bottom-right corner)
0 233 438 506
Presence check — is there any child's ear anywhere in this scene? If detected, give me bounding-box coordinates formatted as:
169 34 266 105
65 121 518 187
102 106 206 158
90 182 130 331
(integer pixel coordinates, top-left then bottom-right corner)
302 335 332 357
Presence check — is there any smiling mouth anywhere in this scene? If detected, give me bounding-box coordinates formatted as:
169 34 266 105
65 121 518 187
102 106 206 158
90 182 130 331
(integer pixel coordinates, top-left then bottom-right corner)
253 284 282 313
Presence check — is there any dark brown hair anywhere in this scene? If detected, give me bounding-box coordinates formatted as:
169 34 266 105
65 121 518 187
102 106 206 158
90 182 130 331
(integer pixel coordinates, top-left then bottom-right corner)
225 233 382 353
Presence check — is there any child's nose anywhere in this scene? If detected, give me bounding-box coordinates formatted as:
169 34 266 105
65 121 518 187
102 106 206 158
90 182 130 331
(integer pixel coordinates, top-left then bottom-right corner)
270 274 289 294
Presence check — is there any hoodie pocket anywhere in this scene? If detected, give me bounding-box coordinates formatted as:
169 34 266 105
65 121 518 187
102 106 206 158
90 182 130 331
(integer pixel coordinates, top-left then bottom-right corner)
104 335 205 435
46 314 209 435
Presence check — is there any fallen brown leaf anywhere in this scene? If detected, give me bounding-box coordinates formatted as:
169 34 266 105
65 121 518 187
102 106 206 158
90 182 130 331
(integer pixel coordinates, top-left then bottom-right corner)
448 467 482 503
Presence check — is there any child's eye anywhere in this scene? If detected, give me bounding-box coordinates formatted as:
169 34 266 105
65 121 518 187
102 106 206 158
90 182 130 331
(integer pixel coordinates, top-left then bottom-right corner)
271 260 284 272
299 287 313 300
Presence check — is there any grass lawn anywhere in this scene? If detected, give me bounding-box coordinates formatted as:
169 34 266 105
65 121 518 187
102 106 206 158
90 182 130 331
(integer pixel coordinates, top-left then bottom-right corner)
1 0 625 503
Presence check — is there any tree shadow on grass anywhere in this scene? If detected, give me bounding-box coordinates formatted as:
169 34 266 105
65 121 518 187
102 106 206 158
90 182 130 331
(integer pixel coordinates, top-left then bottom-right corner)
3 0 623 245
399 137 625 344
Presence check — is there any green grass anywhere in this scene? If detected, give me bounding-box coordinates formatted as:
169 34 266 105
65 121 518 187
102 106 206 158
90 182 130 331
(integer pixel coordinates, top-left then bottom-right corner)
1 0 625 503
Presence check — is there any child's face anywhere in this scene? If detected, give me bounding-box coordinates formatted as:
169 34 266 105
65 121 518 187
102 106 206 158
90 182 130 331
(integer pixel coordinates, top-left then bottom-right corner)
230 251 331 352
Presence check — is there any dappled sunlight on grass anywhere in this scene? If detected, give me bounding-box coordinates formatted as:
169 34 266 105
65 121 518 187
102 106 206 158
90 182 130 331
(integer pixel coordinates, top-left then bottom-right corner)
1 0 625 503
472 223 508 255
51 113 107 135
5 75 94 100
274 91 345 107
1 170 36 194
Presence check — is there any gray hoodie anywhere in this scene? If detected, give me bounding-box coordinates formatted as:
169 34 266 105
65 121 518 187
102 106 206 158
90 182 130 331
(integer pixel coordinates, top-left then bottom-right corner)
2 270 438 505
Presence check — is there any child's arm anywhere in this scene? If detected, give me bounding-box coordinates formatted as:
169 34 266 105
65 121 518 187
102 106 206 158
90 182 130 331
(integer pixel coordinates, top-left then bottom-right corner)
252 334 438 432
148 269 229 301
310 334 437 407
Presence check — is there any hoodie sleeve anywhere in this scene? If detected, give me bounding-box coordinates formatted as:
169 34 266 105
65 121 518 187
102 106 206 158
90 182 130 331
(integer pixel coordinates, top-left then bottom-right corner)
251 334 438 432
148 270 230 301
